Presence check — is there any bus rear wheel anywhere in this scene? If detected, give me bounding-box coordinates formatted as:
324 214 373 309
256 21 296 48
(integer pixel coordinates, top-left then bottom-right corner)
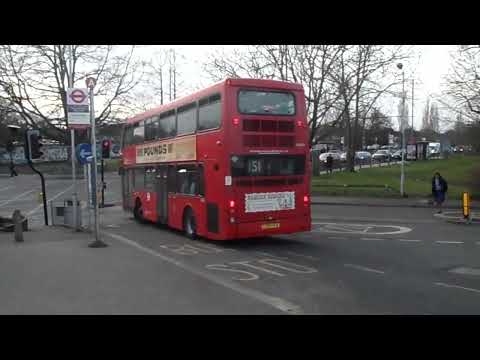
183 209 197 240
134 199 145 223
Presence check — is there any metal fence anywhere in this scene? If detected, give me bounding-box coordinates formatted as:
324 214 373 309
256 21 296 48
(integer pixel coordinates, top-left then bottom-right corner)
0 145 69 164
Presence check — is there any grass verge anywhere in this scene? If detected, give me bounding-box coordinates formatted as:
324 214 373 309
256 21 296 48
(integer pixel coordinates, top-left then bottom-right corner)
311 155 480 199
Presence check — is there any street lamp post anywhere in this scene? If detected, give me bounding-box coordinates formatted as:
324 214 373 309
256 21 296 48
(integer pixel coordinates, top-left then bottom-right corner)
397 63 406 197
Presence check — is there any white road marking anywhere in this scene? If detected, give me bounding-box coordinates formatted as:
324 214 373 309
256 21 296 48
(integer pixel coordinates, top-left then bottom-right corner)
231 261 286 277
361 238 385 241
313 216 436 224
104 231 303 314
255 251 288 259
258 259 318 274
434 282 480 294
435 241 464 244
398 239 422 242
26 185 73 216
435 210 479 220
449 267 480 276
0 186 14 192
344 263 385 274
313 222 412 235
0 189 36 207
327 236 348 240
285 251 321 261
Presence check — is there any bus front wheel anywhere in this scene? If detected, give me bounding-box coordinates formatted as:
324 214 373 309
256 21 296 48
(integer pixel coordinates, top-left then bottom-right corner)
183 208 197 240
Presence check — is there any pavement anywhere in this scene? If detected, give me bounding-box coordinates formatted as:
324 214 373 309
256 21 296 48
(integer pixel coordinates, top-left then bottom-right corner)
312 195 480 211
0 226 279 314
2 173 480 314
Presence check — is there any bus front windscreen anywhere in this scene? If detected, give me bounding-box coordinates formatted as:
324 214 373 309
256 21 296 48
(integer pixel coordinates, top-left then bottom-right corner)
231 155 305 177
238 90 295 115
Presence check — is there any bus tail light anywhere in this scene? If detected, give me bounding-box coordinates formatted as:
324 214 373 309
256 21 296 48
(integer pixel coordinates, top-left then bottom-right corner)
303 195 309 206
229 200 236 214
229 198 235 222
232 118 240 126
297 120 305 128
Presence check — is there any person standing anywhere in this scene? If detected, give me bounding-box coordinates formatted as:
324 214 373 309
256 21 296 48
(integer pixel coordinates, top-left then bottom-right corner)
9 161 18 177
326 153 333 174
432 172 448 213
8 151 18 177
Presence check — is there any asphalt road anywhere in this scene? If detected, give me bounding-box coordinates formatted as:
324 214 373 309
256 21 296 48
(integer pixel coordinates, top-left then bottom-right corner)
1 174 480 314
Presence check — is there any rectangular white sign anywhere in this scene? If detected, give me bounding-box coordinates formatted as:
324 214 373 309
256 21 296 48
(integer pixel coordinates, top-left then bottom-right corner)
245 191 295 213
67 88 90 127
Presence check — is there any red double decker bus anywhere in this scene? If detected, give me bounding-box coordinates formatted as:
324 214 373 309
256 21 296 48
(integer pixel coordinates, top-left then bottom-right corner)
120 78 311 240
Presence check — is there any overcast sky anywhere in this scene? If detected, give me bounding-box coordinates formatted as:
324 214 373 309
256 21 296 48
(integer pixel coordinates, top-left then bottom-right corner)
136 45 458 131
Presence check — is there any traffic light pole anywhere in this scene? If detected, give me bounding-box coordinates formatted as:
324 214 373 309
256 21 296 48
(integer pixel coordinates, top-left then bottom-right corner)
24 131 48 226
28 161 48 226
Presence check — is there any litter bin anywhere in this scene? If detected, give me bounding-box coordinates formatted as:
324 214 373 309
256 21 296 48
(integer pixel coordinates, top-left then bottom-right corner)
64 200 82 227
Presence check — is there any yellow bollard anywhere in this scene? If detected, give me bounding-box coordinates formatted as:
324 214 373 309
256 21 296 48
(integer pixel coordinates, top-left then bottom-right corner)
462 192 470 221
37 192 43 204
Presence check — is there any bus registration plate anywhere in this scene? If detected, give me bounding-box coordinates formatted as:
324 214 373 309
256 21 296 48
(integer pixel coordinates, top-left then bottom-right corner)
245 191 295 213
261 223 280 230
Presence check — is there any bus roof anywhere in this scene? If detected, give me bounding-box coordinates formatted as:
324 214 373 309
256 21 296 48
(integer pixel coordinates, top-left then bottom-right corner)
125 78 304 125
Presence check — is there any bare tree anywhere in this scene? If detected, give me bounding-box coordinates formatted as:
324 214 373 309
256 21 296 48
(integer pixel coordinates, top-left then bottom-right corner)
167 48 185 101
204 45 347 145
444 45 480 118
0 45 147 143
330 45 408 171
149 50 168 105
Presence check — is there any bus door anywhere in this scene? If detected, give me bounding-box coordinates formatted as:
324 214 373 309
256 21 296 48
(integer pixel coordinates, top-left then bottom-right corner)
121 168 128 209
156 165 169 224
125 169 135 209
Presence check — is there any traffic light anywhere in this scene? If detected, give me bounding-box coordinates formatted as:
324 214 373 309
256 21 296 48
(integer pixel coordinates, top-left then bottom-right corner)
25 130 44 160
102 139 111 159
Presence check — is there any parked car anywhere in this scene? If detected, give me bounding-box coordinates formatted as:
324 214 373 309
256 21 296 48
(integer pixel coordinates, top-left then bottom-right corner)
367 144 380 151
391 150 404 160
372 149 391 162
355 151 372 161
319 152 341 163
340 151 371 162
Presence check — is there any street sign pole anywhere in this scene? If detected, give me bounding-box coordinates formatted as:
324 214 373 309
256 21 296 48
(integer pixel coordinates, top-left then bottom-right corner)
400 70 406 197
71 129 78 230
87 78 107 248
68 45 79 231
83 163 90 231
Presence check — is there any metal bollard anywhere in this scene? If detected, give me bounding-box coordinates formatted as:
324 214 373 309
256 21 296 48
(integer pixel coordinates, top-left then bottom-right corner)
13 209 24 242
